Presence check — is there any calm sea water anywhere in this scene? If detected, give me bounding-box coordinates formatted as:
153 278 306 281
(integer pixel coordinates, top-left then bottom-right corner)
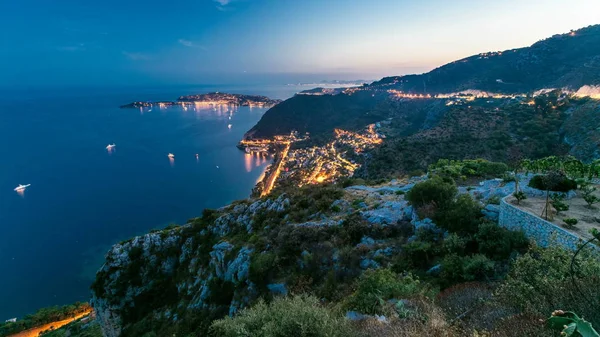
0 84 303 320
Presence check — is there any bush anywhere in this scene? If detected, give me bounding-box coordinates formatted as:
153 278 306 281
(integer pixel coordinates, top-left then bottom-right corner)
550 193 569 214
434 194 483 234
442 233 468 255
344 269 434 315
210 295 355 337
486 195 501 205
513 191 527 204
249 252 277 288
562 218 578 229
400 240 438 269
440 254 495 286
528 174 577 192
475 222 529 260
428 159 508 179
497 245 600 326
406 176 457 209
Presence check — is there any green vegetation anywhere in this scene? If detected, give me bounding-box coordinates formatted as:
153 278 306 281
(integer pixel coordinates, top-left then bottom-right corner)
513 191 527 204
428 159 509 180
563 218 579 229
551 193 569 214
528 174 578 192
360 93 581 179
548 311 600 337
521 156 600 180
405 176 457 209
210 295 355 337
0 302 91 337
498 245 600 326
581 185 599 208
343 269 434 315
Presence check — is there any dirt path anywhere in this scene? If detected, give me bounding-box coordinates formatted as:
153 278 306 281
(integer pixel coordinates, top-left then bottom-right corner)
8 311 92 337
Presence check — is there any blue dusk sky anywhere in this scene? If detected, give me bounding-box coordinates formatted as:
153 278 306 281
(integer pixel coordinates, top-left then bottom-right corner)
0 0 598 87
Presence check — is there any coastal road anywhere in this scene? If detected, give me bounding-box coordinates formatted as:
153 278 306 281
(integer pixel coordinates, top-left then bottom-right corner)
8 311 92 337
260 143 290 197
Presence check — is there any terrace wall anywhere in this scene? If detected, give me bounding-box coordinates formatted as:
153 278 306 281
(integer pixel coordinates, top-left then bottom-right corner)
499 195 598 251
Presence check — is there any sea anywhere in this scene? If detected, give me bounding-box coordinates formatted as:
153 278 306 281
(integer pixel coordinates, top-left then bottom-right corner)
0 83 316 320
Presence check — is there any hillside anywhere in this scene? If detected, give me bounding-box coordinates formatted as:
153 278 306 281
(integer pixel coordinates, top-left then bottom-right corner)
246 25 600 142
371 25 600 94
89 169 600 337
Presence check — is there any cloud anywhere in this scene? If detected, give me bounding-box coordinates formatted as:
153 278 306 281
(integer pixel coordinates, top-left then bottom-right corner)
57 43 85 52
178 39 194 47
177 39 207 50
213 0 238 10
122 51 150 61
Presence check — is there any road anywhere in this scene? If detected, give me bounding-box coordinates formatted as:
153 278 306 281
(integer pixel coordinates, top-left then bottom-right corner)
8 311 92 337
260 143 290 197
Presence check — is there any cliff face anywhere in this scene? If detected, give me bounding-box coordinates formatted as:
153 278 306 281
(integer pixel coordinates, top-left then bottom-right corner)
91 195 291 336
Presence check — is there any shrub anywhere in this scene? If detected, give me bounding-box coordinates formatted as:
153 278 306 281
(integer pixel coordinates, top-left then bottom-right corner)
428 159 508 179
341 213 371 245
486 195 501 205
406 176 457 209
344 269 434 315
400 240 437 269
513 191 527 205
528 174 577 192
562 218 578 229
210 295 355 337
461 254 496 281
249 252 277 288
582 185 600 208
497 245 600 326
475 222 529 260
440 254 495 286
442 233 468 255
550 193 569 214
434 194 483 234
583 194 600 208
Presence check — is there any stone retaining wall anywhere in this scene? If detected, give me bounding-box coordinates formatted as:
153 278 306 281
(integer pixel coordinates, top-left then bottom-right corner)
499 195 597 251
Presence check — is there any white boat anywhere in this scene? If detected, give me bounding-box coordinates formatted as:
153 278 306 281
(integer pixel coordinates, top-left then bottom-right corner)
168 153 175 159
106 143 116 150
14 184 30 192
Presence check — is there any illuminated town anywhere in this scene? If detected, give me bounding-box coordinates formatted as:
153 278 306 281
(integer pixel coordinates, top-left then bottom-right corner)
240 125 384 196
120 92 281 109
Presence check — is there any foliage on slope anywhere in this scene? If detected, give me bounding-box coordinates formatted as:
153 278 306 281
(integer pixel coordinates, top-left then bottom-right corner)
359 93 578 179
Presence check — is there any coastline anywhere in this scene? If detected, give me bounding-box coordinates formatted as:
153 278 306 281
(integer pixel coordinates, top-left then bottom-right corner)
7 310 92 337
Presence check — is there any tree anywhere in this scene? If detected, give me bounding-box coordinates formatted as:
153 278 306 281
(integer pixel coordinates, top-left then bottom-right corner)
405 176 457 209
513 191 527 205
550 193 569 215
540 171 565 220
434 194 483 234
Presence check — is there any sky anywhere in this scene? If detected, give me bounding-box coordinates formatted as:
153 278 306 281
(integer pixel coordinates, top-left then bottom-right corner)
0 0 599 87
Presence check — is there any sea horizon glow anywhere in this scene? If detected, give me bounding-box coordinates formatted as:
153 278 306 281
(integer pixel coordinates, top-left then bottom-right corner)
1 0 598 87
